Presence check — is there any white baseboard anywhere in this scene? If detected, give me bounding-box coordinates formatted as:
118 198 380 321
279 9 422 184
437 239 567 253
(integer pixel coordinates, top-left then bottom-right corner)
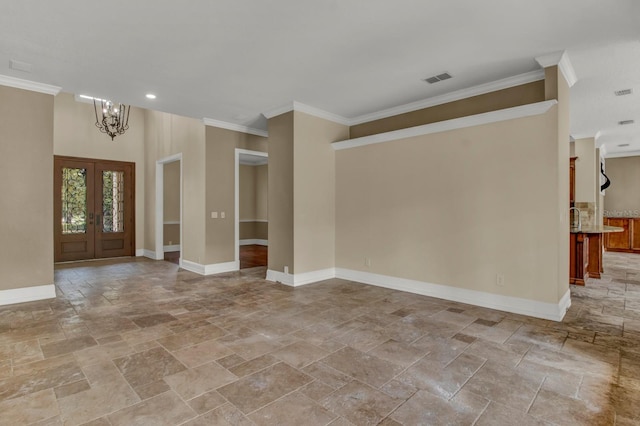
239 239 268 246
335 268 571 322
142 249 161 260
135 249 145 257
0 284 56 306
163 244 181 252
266 268 335 287
180 259 239 276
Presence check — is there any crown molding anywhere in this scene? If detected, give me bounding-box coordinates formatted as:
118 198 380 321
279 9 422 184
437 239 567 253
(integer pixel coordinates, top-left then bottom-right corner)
332 100 558 151
0 74 61 95
202 117 268 137
262 101 351 126
292 101 351 125
604 149 640 159
535 50 577 88
348 70 545 126
263 69 548 129
262 103 294 119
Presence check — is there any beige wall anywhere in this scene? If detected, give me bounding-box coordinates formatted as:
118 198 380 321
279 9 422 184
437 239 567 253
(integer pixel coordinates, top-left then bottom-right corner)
163 160 180 222
204 127 267 265
350 81 545 138
603 156 640 217
293 112 349 274
256 165 268 221
268 112 294 272
163 161 180 246
239 165 257 220
336 109 562 304
574 137 597 203
163 224 180 246
0 86 54 291
239 164 268 241
54 93 145 251
240 222 268 240
144 111 205 263
543 65 570 302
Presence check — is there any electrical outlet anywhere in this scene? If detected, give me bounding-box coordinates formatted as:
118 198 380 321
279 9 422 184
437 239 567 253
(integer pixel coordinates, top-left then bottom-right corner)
221 211 225 219
496 273 505 287
284 266 289 274
365 257 371 268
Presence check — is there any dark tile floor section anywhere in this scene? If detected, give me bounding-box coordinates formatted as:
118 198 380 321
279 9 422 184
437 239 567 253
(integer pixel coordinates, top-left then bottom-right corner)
0 253 639 425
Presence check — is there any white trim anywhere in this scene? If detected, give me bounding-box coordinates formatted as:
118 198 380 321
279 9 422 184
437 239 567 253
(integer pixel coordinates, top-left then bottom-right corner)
180 259 238 276
0 284 56 306
335 268 571 321
235 149 268 269
142 249 159 260
163 220 180 225
180 259 205 275
263 101 350 125
348 70 545 125
266 268 336 287
163 244 181 252
604 150 640 159
239 239 268 246
292 102 351 125
262 103 295 119
0 74 61 95
332 100 558 151
135 249 145 257
203 117 268 138
239 219 268 223
535 50 578 88
262 71 545 127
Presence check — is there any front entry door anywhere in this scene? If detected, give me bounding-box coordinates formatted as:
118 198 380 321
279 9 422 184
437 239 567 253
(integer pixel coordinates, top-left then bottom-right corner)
54 156 135 262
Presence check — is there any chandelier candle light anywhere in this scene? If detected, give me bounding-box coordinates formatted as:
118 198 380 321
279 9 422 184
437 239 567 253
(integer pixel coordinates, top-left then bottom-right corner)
93 99 130 140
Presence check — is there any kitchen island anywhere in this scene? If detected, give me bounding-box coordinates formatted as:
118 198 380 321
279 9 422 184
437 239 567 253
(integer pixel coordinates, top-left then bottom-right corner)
570 225 623 285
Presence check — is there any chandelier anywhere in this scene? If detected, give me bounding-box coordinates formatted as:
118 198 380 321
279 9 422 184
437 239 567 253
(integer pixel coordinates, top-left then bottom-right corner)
93 99 130 140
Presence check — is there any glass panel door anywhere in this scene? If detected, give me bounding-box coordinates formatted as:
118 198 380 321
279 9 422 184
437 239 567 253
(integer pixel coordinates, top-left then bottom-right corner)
54 159 95 261
54 156 134 262
94 163 134 259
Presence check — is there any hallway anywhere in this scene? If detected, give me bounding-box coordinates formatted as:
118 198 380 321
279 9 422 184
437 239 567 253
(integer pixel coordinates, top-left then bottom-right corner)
0 254 638 424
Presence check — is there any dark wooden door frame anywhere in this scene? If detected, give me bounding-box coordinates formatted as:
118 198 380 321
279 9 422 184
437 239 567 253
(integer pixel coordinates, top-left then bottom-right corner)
54 155 136 262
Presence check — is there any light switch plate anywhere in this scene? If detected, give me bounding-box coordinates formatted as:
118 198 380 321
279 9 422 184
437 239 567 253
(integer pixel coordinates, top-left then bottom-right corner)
211 212 218 219
221 212 225 219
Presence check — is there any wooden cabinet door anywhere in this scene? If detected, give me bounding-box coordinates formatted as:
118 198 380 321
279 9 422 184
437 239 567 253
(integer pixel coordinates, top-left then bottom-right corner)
631 219 640 251
606 218 630 250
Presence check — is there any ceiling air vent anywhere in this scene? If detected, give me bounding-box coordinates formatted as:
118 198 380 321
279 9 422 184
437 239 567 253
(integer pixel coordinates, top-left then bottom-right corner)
424 72 452 84
614 88 633 96
618 143 630 147
618 120 635 125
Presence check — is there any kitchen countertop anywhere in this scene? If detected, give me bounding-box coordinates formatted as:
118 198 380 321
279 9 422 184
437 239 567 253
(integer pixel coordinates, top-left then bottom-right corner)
570 225 624 234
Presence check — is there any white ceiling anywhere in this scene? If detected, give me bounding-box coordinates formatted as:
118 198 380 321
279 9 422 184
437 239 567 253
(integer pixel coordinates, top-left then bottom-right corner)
1 0 639 156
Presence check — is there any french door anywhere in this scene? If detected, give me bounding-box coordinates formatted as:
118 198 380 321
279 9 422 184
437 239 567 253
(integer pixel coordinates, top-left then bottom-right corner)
54 156 135 262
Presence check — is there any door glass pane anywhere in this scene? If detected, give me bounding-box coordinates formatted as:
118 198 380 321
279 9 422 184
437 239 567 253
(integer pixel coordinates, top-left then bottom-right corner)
102 170 125 233
61 167 87 234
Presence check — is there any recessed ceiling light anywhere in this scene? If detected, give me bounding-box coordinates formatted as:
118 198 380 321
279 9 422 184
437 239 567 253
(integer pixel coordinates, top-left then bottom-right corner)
145 93 156 100
614 88 633 96
618 120 635 125
618 143 630 147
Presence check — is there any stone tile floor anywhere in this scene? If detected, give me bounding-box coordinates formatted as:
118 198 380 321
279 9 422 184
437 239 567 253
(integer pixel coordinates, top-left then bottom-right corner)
0 253 639 425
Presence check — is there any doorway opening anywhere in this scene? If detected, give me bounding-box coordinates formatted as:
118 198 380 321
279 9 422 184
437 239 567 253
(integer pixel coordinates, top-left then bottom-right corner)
54 156 135 262
235 149 268 269
155 154 183 265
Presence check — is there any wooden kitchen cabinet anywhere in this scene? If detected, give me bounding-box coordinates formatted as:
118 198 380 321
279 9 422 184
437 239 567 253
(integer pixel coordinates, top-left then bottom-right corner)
604 217 640 253
570 232 589 285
